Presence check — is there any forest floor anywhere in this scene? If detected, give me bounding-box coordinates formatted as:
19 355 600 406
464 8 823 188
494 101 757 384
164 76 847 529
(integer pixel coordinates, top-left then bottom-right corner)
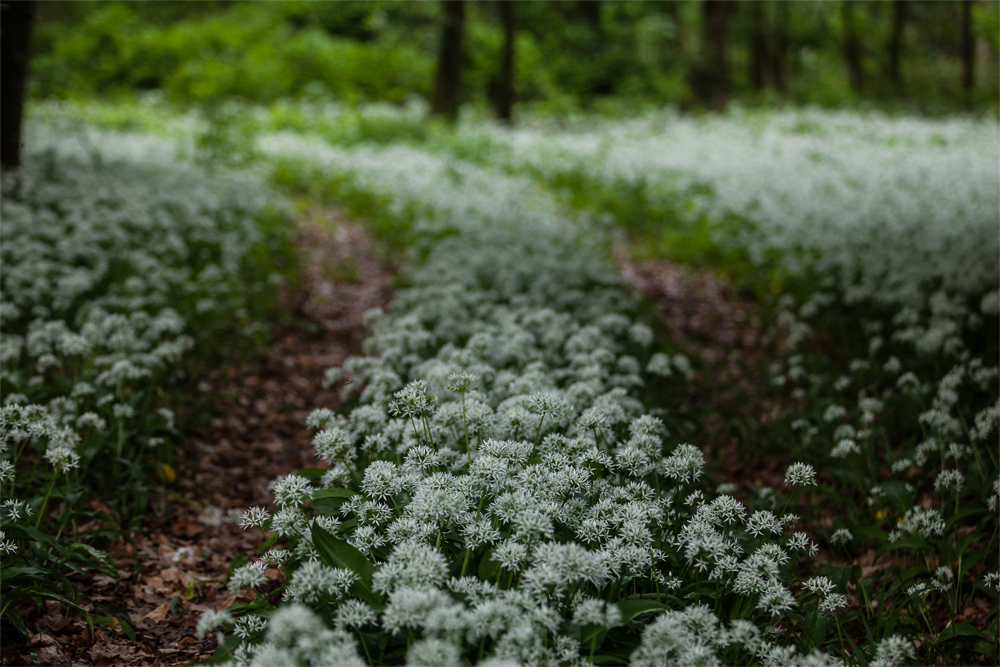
7 210 790 667
4 207 394 667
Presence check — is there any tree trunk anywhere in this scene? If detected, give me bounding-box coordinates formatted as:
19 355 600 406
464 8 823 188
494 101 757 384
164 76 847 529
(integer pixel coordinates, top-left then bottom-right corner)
691 0 736 109
772 2 787 93
749 1 768 91
494 1 515 124
431 0 466 122
960 0 974 97
842 1 864 94
1 0 36 170
886 0 905 87
577 0 602 35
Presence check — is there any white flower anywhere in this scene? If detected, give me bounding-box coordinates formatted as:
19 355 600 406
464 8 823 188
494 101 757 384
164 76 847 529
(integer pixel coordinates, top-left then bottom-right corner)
872 635 916 667
269 474 312 507
239 506 271 530
830 528 853 544
229 561 270 593
196 609 233 638
933 468 964 492
745 510 782 538
831 438 861 458
803 576 835 596
283 561 357 604
334 600 377 629
662 444 705 484
784 462 817 486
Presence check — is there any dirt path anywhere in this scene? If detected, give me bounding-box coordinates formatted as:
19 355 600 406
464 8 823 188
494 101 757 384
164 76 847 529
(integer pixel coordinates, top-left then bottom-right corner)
5 207 394 667
616 253 789 490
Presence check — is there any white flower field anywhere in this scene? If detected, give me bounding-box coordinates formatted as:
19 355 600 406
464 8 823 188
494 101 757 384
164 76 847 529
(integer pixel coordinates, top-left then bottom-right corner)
1 101 997 666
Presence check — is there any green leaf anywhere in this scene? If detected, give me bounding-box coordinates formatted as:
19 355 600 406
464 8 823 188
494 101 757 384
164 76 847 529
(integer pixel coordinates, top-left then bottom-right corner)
224 598 274 615
93 615 136 642
310 488 357 500
11 588 94 638
192 633 242 665
937 621 986 642
2 607 29 643
971 639 998 659
958 549 986 579
801 609 827 650
953 532 979 560
590 652 630 665
616 599 670 623
875 535 931 562
478 549 498 581
310 521 379 604
66 543 118 578
0 565 50 584
880 481 914 514
294 467 327 482
945 507 985 531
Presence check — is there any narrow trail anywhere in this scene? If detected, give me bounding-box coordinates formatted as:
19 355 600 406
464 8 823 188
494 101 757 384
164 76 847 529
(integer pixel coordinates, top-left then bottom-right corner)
616 253 789 489
6 207 394 667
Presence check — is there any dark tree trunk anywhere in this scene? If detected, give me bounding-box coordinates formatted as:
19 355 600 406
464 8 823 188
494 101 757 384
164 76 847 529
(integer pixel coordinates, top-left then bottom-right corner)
961 0 974 96
431 0 466 122
577 0 602 34
1 0 36 170
494 1 515 124
886 0 905 87
691 0 736 109
750 1 768 91
772 2 787 93
842 1 864 94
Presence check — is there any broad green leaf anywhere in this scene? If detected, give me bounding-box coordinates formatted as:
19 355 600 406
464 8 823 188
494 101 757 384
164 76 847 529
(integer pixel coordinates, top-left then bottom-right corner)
880 481 913 514
0 565 50 583
616 599 670 623
937 621 986 642
67 543 118 577
875 535 931 562
311 488 357 500
945 507 985 531
478 549 498 581
2 608 29 643
310 521 379 604
294 467 327 482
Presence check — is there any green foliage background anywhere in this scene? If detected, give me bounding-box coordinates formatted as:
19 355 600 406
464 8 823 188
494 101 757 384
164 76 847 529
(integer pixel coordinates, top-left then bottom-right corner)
31 0 1000 115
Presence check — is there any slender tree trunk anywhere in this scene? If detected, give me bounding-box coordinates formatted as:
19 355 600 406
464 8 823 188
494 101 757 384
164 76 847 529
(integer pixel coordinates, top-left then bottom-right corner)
431 0 466 122
975 1 991 87
750 1 768 91
960 0 974 97
577 0 602 34
772 2 787 93
692 0 736 109
842 1 864 94
494 1 516 124
886 0 905 88
1 0 36 170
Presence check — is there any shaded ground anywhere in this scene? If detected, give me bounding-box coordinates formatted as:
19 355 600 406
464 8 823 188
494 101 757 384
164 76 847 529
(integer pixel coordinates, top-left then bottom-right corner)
616 253 789 490
2 207 394 666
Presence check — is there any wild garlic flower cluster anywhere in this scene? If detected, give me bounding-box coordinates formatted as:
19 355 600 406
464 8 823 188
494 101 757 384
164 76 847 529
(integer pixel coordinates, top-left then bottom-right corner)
216 133 842 666
443 108 999 358
0 124 290 528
